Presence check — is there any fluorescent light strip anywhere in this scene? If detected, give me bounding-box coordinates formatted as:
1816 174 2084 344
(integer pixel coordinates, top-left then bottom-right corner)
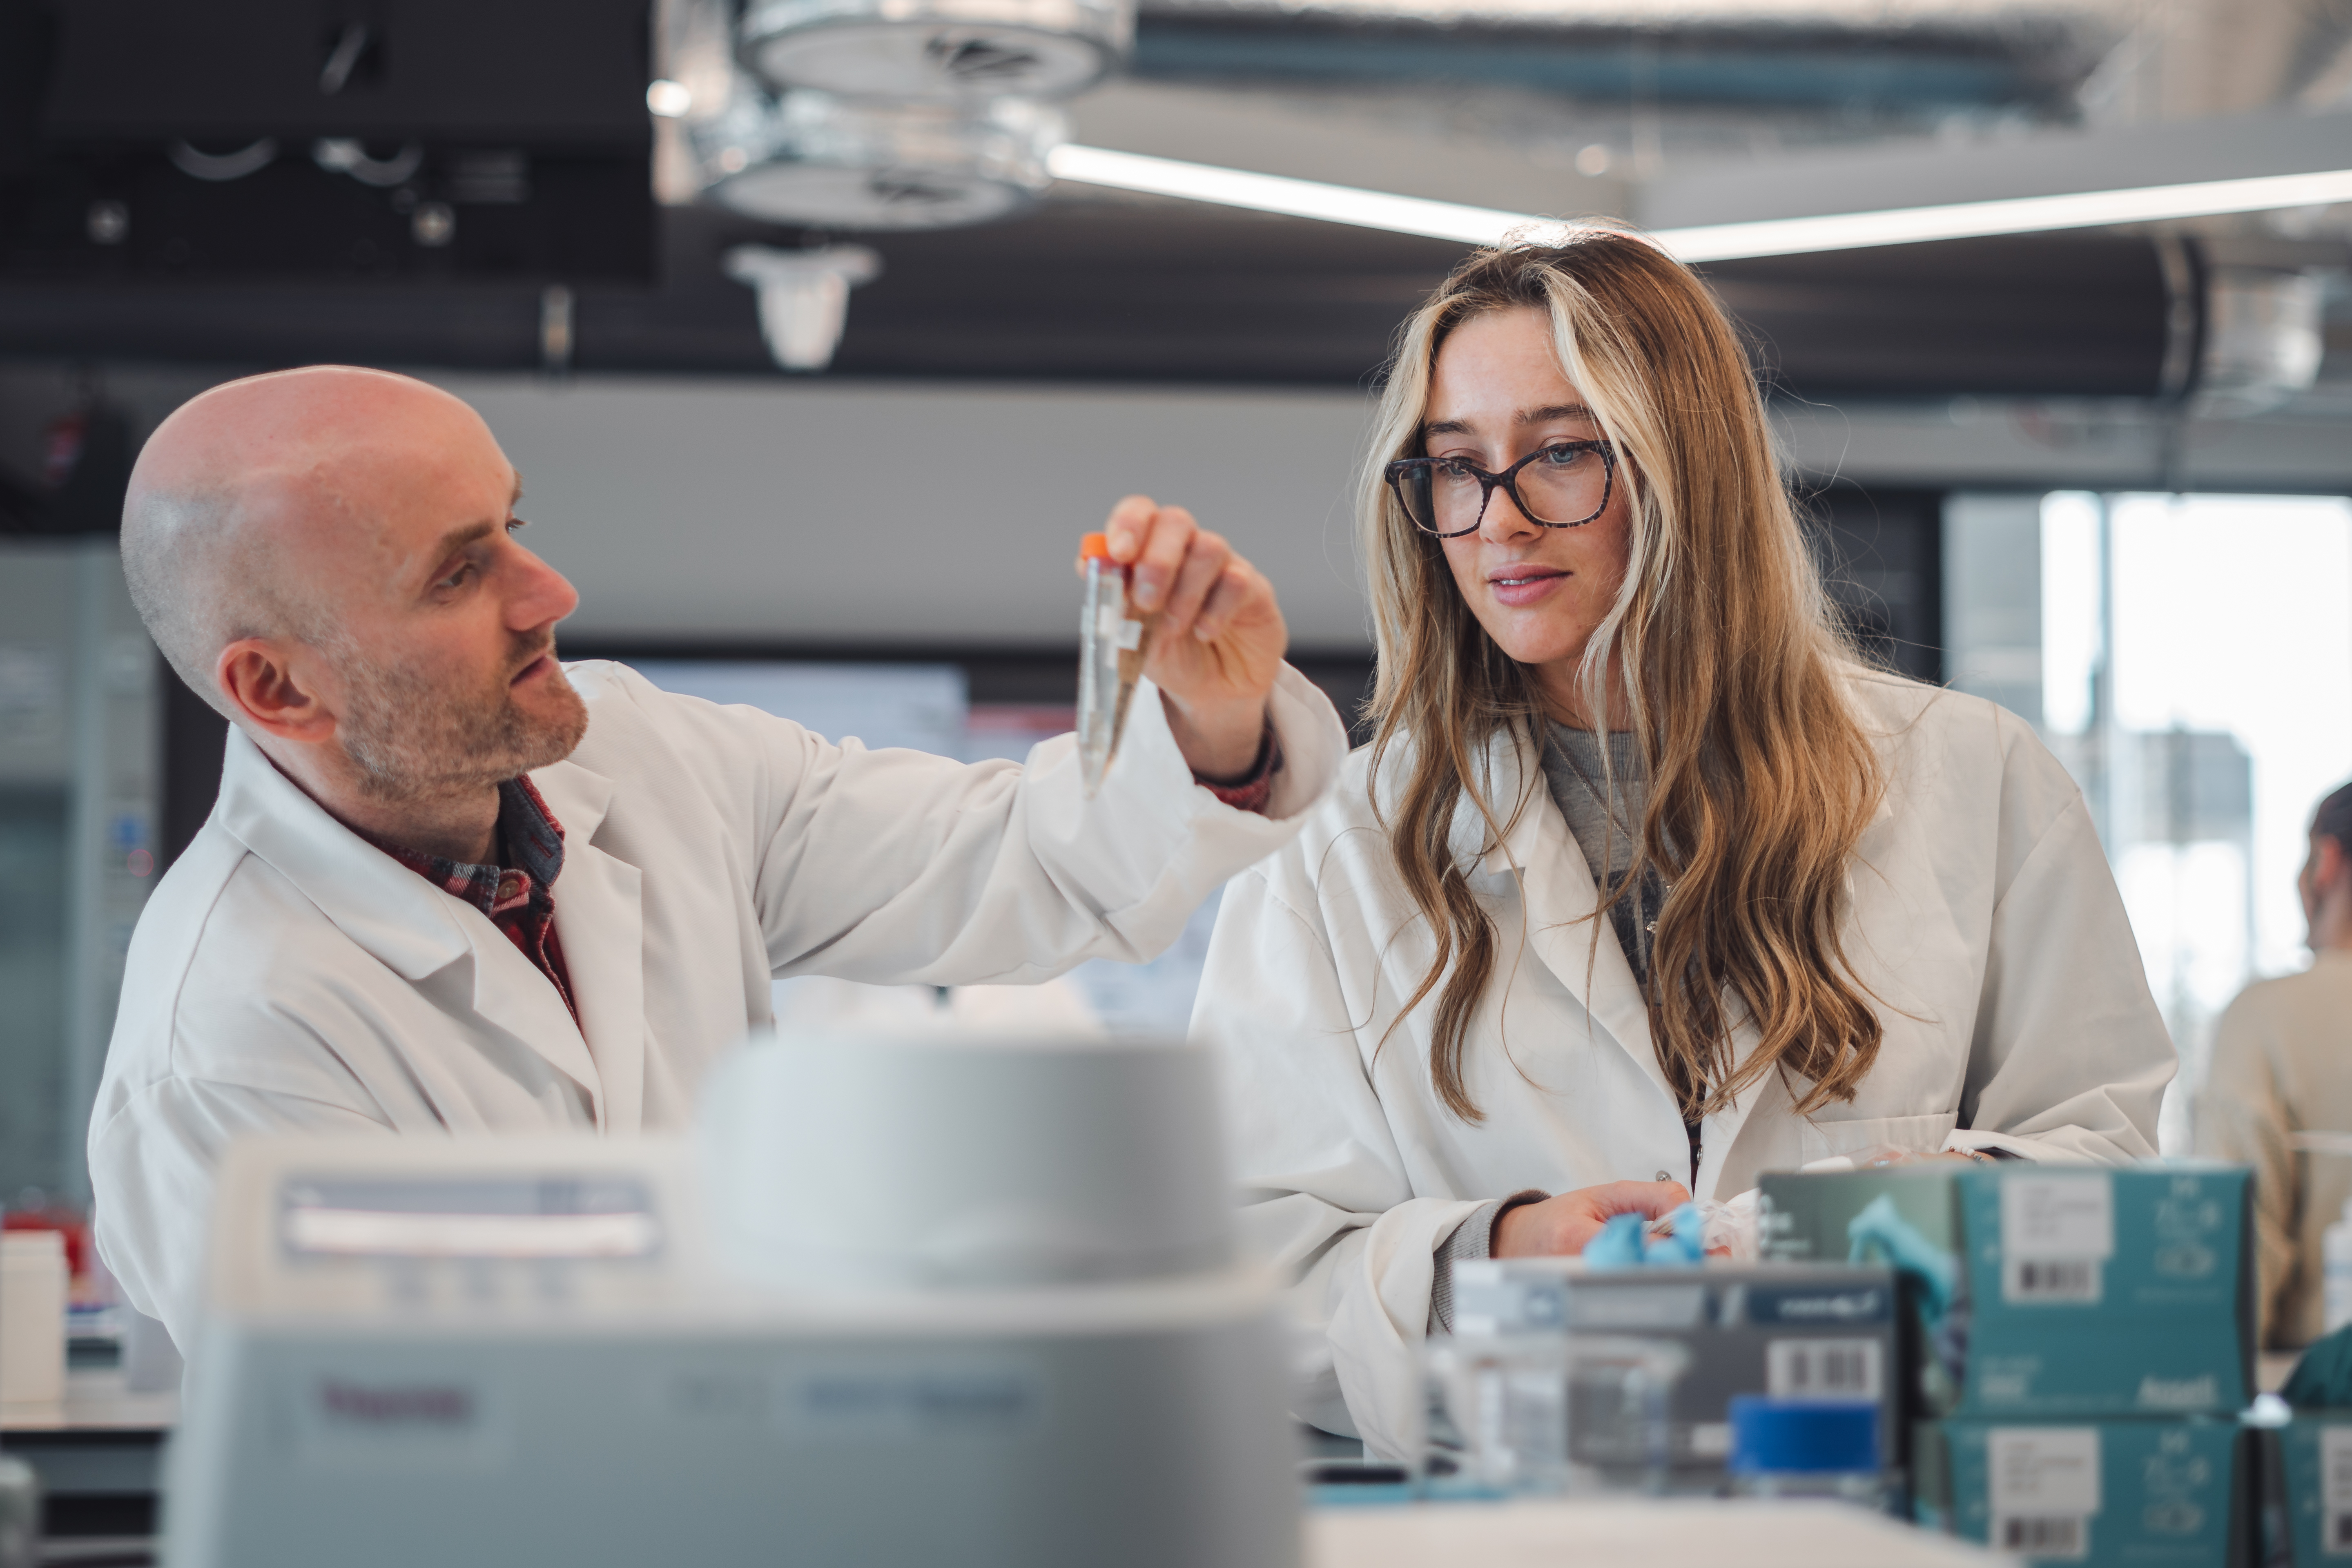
1043 145 1529 246
1043 144 2352 261
1659 169 2352 261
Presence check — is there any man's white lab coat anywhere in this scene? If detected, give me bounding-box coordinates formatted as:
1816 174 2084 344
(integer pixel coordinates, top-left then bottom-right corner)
91 660 1347 1348
1190 669 2174 1459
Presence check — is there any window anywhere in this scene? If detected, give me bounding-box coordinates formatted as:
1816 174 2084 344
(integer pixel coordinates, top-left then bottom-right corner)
1949 492 2352 1153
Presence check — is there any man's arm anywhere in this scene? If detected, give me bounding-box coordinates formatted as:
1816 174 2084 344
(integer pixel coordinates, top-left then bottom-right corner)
603 497 1344 989
714 661 1345 990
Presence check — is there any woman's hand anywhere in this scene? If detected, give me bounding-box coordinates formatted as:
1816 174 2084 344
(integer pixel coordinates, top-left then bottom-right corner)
1095 495 1287 779
1492 1180 1692 1258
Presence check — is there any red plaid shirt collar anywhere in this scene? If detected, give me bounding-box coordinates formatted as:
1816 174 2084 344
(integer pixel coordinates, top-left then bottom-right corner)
370 776 577 1022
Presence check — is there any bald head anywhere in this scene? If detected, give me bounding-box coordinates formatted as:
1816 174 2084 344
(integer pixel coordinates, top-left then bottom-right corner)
123 366 509 716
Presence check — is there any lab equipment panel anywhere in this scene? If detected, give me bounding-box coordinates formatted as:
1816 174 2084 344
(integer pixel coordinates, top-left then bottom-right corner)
165 1312 1299 1568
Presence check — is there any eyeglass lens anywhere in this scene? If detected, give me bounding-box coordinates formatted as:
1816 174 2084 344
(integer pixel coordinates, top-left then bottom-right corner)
1398 446 1607 534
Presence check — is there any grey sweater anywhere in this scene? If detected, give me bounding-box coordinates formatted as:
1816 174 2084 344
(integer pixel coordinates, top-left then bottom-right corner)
1538 725 1668 990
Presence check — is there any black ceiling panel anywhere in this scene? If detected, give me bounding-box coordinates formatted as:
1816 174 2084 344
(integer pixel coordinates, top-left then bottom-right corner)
1707 233 2178 399
0 199 2191 401
3 0 655 281
42 0 651 143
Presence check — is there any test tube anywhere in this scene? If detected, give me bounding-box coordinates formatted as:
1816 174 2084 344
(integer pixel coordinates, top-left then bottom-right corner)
1077 531 1151 798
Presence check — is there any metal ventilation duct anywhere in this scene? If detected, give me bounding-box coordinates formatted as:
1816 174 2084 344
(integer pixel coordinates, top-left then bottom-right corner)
2198 268 2325 414
692 89 1063 228
740 0 1135 100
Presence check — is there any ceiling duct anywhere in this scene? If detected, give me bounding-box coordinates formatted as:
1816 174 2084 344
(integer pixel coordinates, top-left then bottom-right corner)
693 87 1063 228
2198 268 2325 415
738 0 1133 101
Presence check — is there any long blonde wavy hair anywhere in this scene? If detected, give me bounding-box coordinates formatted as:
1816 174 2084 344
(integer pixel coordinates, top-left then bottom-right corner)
1361 230 1886 1125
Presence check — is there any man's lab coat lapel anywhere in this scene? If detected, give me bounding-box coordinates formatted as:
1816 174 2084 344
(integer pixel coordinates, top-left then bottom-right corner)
534 758 647 1135
216 726 607 1120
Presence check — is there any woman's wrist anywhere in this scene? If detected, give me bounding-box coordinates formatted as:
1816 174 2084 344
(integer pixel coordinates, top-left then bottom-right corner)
1487 1189 1558 1257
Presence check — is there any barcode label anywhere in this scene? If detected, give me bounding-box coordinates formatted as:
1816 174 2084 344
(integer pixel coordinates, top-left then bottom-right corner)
2002 1174 2116 1260
2322 1428 2352 1556
2003 1256 2102 1304
1987 1425 2100 1520
1766 1337 1883 1399
1996 1514 2088 1559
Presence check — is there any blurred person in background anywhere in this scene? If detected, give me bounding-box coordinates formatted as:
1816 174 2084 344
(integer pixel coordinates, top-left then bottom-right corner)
2198 780 2352 1349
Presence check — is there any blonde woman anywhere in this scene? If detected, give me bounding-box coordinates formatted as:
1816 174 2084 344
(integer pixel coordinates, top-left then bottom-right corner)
1190 234 2175 1458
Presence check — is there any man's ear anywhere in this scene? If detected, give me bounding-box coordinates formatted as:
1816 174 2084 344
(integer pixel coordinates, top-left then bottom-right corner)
217 638 336 743
2322 837 2349 894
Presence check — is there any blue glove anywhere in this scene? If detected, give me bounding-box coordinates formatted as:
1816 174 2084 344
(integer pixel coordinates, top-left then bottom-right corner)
1645 1202 1705 1265
1846 1192 1957 1319
1582 1211 1650 1269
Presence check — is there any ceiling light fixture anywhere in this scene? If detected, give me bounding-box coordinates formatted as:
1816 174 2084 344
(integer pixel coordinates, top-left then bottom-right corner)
1043 144 2352 261
696 90 1064 229
724 244 884 372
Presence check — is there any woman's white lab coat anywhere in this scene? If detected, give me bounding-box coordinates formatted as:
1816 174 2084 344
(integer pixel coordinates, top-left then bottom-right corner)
1190 669 2173 1459
91 660 1347 1349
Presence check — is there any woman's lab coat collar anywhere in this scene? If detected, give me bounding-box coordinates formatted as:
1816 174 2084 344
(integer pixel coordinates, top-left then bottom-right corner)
1429 722 1888 1198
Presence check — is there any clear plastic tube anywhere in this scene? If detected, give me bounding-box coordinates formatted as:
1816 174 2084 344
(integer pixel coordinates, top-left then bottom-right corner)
1420 1330 1690 1499
1077 532 1150 798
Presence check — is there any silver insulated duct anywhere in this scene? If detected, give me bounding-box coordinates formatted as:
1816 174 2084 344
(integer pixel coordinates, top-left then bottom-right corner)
738 0 1133 101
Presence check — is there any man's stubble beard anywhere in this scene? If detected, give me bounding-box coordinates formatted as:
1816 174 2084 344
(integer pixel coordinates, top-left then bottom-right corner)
334 634 590 803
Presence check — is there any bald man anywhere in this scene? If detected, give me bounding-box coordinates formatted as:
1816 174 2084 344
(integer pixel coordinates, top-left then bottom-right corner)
91 366 1349 1349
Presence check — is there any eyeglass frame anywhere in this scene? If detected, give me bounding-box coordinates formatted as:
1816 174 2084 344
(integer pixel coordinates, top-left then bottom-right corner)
1382 440 1619 540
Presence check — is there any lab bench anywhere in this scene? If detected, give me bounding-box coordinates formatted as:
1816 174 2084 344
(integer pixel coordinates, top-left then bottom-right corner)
6 1404 2020 1568
3 1369 175 1567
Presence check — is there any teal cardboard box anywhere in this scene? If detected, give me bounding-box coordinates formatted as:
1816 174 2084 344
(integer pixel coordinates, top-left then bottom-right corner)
1759 1163 2253 1417
2270 1416 2352 1563
1914 1416 2252 1566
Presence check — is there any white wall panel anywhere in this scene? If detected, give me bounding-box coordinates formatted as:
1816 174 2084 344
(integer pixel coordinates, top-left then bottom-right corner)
433 375 1382 649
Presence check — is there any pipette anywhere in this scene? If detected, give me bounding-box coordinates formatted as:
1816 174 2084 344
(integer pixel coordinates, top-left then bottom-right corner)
1077 531 1153 798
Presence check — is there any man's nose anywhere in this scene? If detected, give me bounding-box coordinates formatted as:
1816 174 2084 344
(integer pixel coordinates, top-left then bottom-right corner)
508 544 580 629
